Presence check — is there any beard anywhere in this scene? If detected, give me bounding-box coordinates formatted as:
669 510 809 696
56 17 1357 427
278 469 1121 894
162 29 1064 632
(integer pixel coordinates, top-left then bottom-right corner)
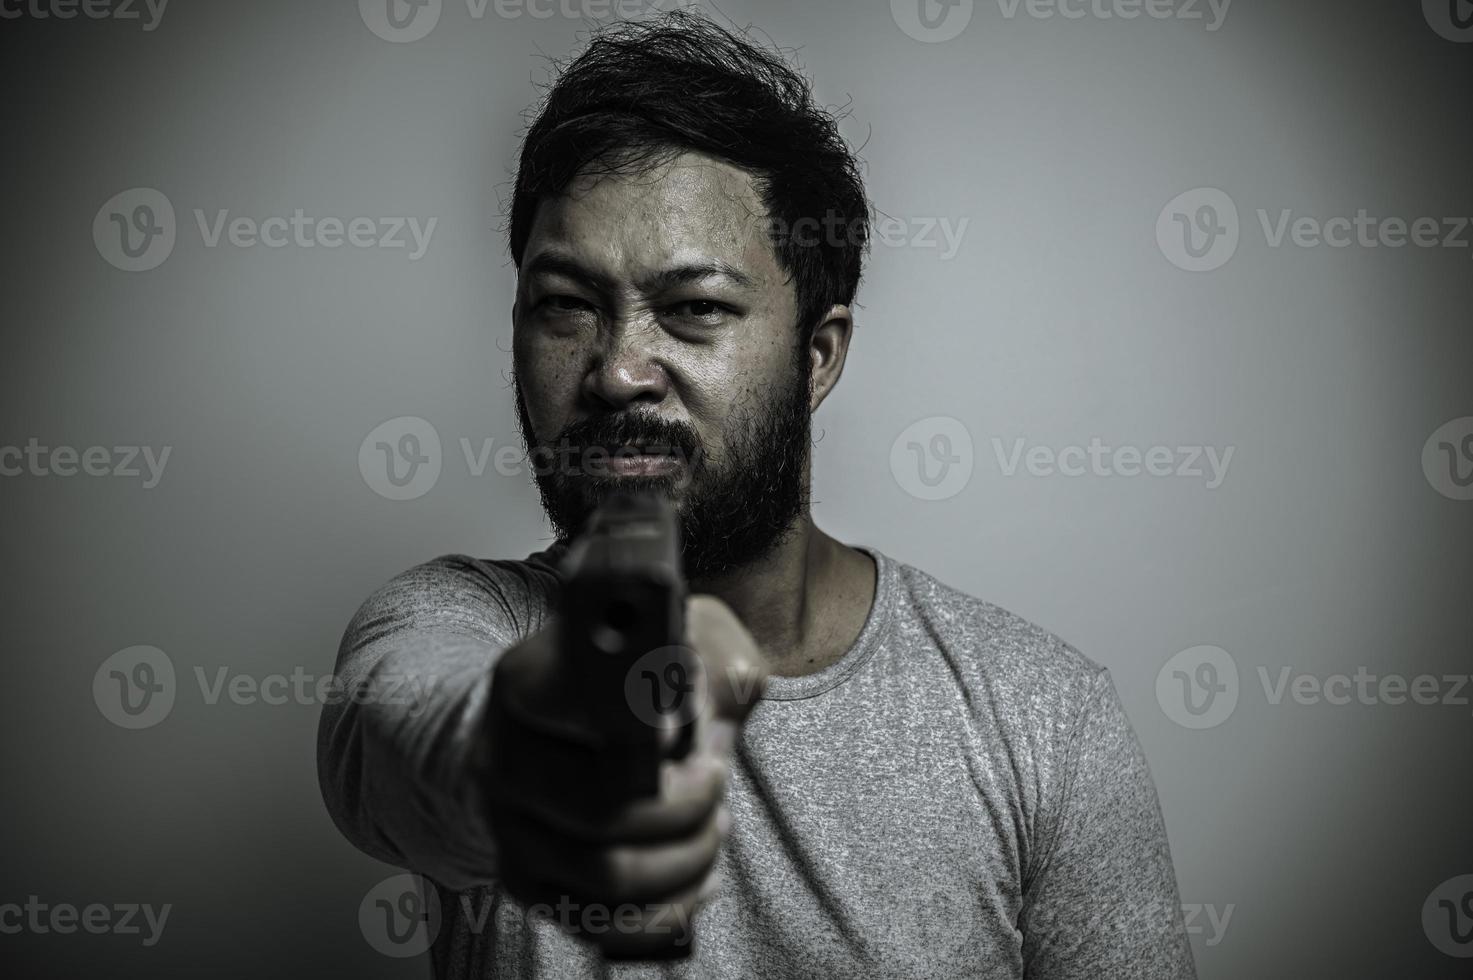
513 348 813 582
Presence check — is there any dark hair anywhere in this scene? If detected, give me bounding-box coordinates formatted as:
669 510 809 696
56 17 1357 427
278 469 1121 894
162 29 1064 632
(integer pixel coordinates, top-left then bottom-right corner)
507 10 869 341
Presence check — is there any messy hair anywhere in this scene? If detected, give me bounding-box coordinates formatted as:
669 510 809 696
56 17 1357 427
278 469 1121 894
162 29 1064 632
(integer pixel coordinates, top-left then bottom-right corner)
508 10 869 340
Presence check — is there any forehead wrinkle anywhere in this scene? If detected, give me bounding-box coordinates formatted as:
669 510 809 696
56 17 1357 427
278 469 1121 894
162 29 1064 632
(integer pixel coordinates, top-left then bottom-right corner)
524 155 785 297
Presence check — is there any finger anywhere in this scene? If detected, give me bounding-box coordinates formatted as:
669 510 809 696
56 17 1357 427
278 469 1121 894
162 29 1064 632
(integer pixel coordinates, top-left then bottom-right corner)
497 868 700 962
490 622 600 742
692 808 731 903
492 805 725 907
488 749 727 844
685 595 768 722
594 886 702 959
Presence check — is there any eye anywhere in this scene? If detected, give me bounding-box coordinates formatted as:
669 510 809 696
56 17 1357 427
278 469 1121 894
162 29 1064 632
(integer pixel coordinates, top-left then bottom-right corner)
663 300 728 321
540 294 595 314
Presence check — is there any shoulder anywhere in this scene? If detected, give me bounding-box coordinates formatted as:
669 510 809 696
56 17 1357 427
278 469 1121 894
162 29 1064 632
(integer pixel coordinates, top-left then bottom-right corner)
876 552 1140 873
878 551 1113 738
884 553 1106 689
343 547 565 652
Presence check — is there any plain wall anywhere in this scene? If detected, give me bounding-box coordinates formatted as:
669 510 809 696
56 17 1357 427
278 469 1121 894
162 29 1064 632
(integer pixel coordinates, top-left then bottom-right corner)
1 0 1469 976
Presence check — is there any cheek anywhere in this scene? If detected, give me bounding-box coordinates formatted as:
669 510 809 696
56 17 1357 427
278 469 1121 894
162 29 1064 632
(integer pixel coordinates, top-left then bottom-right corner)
514 335 581 437
675 337 794 445
666 342 741 431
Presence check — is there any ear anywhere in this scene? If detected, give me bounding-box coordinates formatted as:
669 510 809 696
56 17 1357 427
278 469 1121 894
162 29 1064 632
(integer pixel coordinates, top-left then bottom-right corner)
806 303 854 413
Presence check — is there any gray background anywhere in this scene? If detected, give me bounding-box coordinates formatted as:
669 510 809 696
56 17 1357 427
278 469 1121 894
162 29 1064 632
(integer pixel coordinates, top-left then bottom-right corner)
1 0 1469 976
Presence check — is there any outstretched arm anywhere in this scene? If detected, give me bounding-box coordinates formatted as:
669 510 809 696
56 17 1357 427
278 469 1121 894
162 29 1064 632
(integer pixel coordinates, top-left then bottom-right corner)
316 557 542 891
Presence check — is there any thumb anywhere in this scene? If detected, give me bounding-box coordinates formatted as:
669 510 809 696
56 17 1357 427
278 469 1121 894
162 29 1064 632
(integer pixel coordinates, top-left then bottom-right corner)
685 594 768 723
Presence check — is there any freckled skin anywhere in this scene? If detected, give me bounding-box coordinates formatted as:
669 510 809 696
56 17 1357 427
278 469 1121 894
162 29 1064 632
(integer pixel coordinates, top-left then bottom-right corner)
513 152 804 474
511 148 872 677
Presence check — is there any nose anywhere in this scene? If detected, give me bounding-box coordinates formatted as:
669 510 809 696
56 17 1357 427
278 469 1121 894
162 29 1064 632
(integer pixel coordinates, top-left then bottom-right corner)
581 321 670 411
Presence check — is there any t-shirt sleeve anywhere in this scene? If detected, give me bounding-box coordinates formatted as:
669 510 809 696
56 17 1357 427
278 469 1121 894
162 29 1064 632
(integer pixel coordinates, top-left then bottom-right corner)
315 554 553 892
1018 670 1198 979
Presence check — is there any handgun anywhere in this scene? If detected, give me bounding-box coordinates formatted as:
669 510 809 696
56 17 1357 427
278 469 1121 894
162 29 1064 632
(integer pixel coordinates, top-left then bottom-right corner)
558 489 699 958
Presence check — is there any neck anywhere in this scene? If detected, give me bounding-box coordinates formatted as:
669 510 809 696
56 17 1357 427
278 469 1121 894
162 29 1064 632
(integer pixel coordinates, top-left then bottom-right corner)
690 516 876 677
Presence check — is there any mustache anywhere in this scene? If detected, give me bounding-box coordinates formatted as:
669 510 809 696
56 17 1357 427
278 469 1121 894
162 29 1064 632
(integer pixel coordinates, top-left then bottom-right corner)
551 412 703 462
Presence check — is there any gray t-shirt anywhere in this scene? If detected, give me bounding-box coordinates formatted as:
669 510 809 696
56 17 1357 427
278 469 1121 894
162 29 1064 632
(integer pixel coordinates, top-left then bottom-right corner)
318 545 1197 979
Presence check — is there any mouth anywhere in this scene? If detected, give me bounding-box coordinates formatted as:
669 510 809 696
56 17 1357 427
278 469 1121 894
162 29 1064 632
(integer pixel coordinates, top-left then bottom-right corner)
594 444 684 478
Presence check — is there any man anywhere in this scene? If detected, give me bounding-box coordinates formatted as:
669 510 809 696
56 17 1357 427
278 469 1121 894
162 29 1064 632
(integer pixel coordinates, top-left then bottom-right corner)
318 12 1197 979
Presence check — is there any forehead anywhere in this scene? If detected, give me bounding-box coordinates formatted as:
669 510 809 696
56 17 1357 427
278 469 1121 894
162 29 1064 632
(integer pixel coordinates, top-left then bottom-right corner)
521 150 785 288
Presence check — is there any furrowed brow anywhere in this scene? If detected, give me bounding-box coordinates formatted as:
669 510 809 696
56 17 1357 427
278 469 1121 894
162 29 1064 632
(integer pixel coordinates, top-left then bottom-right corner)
522 252 758 295
640 262 758 293
521 252 618 294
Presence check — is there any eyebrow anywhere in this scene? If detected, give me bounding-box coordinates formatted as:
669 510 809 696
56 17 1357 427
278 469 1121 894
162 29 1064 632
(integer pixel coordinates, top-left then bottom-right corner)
522 250 758 294
643 261 757 292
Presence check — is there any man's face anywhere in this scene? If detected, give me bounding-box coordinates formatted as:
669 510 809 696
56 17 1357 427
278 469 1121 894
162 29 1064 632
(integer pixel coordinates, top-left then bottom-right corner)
512 150 813 580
